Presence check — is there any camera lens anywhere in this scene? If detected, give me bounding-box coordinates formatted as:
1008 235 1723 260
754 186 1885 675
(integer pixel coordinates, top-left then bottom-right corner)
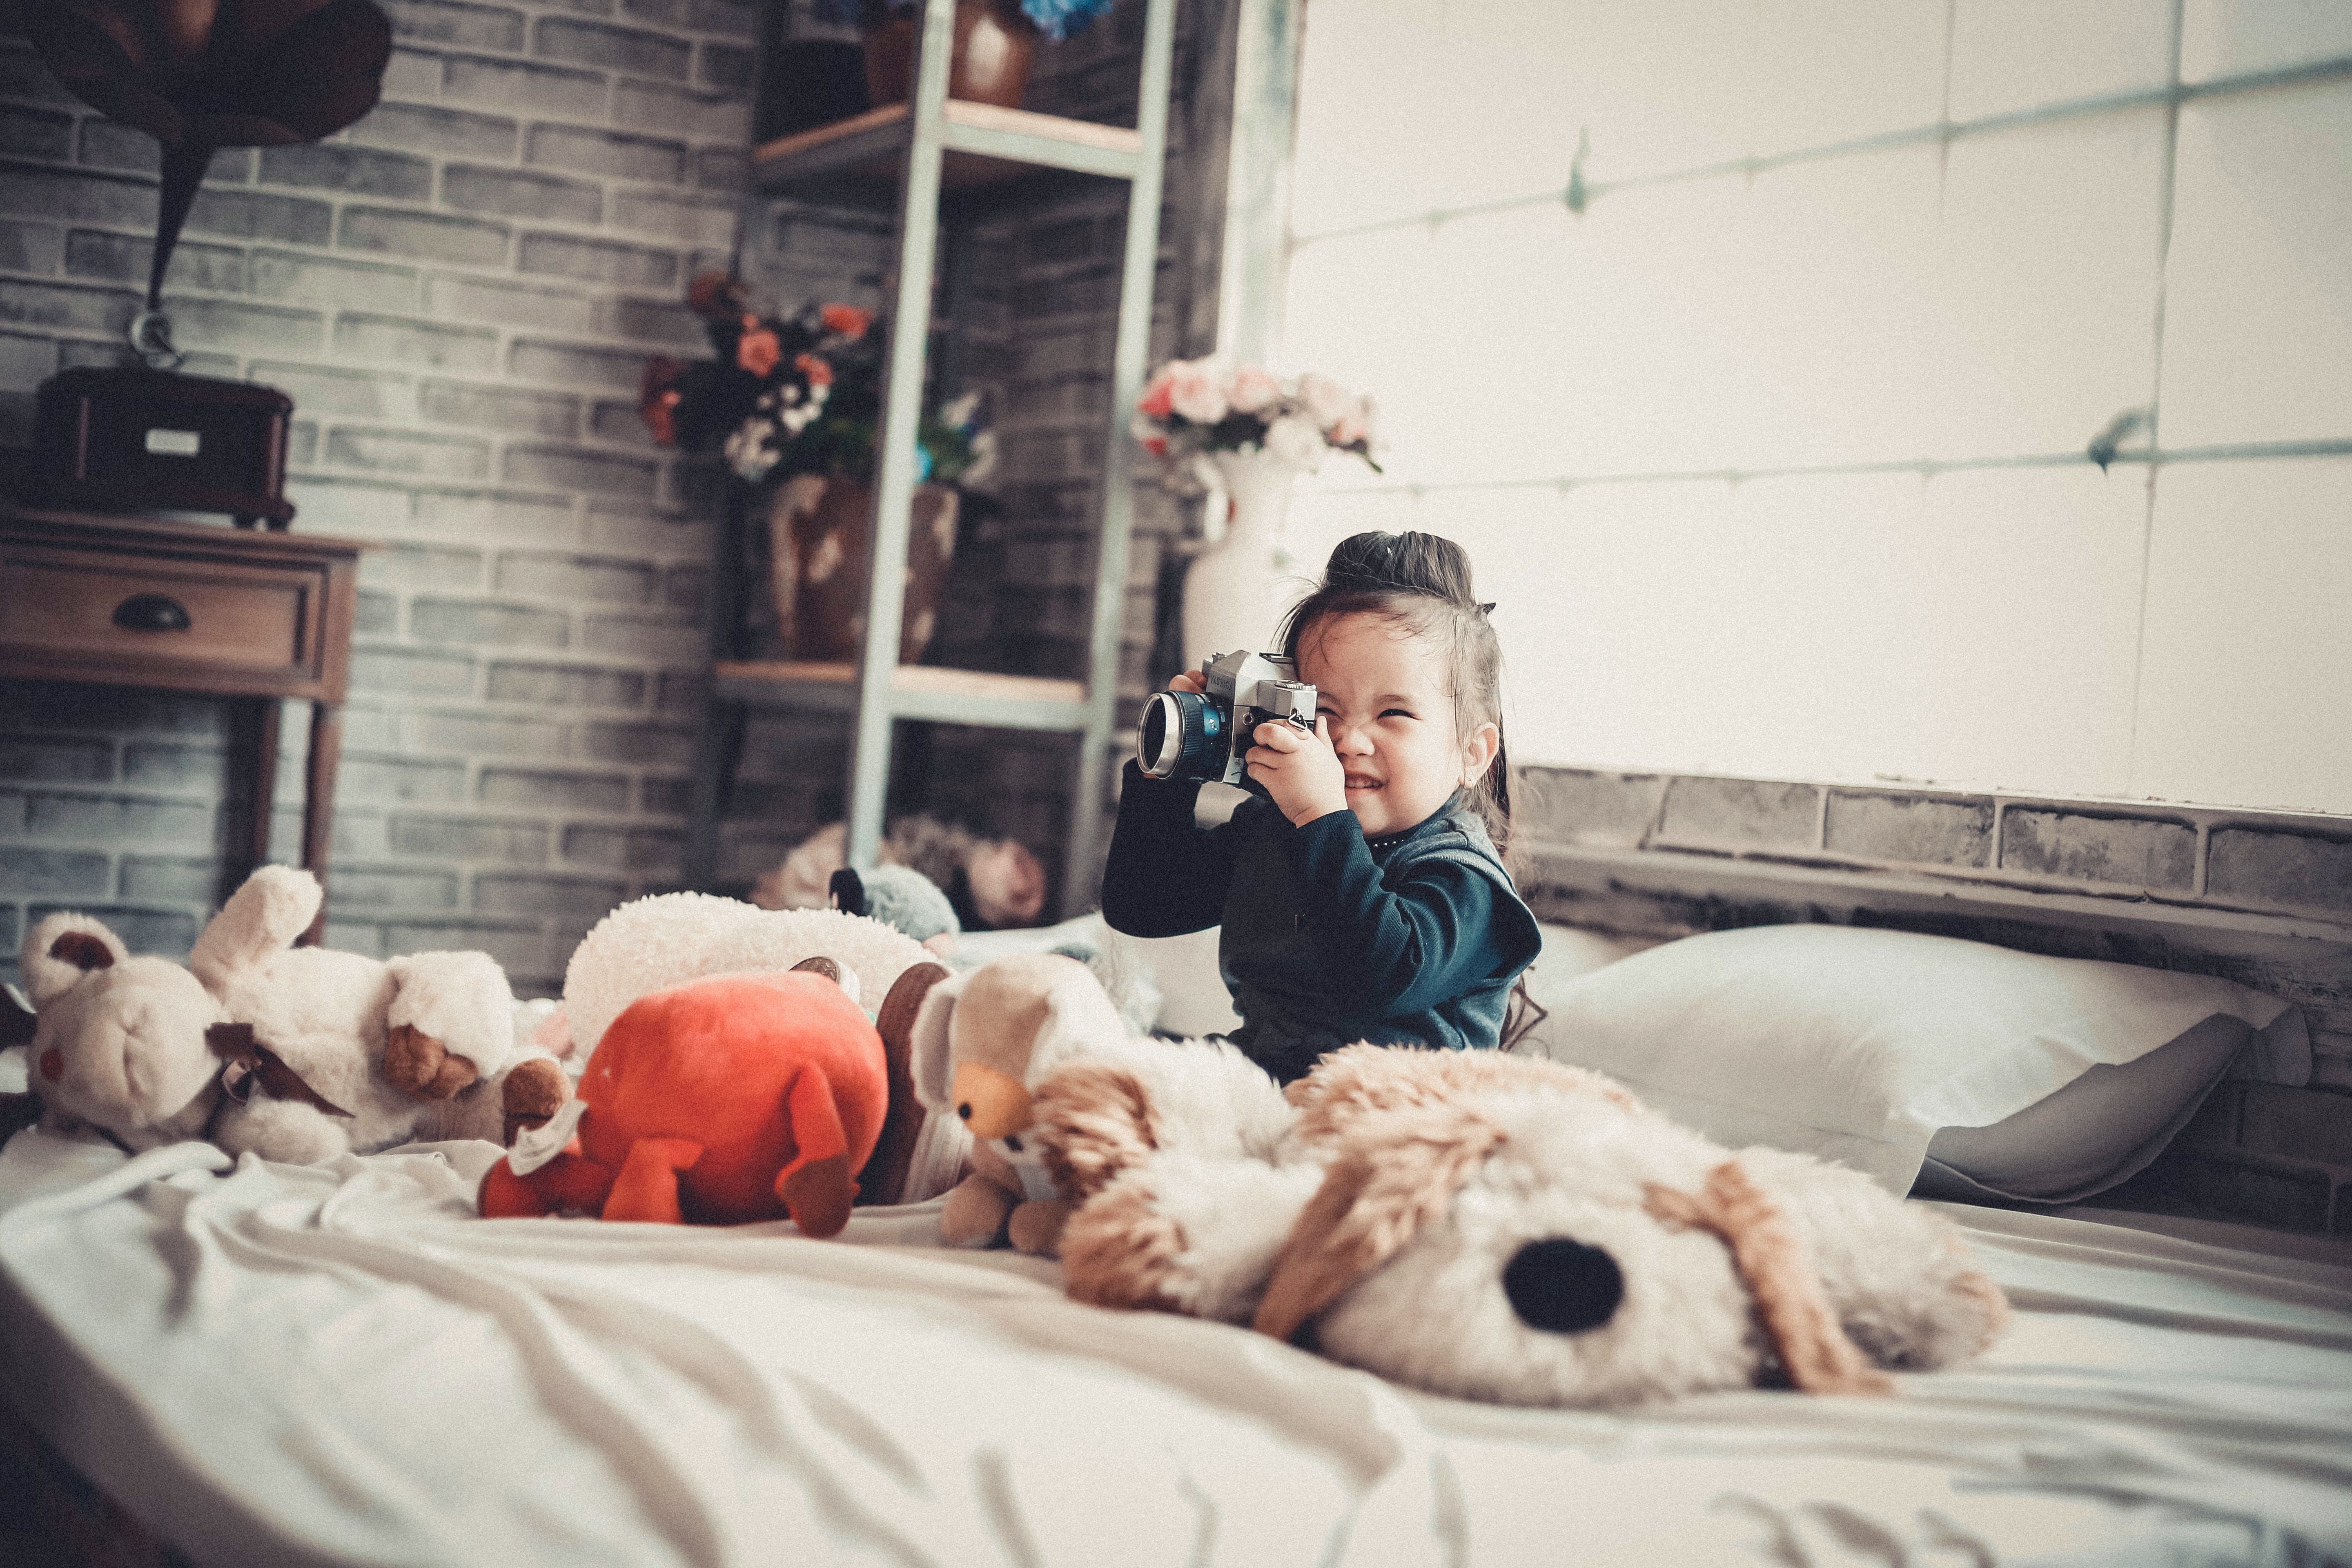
1137 690 1223 780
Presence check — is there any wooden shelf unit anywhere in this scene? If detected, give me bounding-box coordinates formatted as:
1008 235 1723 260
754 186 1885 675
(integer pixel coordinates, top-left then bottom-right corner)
682 0 1178 913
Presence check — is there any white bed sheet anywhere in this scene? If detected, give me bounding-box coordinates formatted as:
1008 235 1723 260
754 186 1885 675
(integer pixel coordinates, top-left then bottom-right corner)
1 1125 2346 1568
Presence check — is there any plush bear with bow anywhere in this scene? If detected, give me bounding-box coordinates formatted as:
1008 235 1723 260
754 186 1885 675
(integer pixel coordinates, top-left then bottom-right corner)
4 911 228 1152
1040 1044 2009 1407
198 865 568 1164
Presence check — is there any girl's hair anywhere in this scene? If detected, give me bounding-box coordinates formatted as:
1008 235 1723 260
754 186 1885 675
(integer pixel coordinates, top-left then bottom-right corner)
1272 530 1512 852
1275 531 1547 1050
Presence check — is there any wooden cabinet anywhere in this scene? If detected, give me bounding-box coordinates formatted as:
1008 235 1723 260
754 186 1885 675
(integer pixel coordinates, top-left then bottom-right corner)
0 503 366 937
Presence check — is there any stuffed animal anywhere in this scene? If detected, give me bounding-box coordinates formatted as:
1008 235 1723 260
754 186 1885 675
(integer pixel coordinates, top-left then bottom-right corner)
479 960 949 1233
558 891 940 1062
5 911 228 1152
906 952 1281 1254
1042 1044 2010 1408
197 866 569 1164
831 864 960 954
754 816 1046 931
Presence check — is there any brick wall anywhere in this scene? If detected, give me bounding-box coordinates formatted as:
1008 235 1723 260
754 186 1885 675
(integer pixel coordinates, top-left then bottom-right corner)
0 0 1230 991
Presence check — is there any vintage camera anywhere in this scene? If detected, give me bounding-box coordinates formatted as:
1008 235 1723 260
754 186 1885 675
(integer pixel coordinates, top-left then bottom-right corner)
1136 650 1319 787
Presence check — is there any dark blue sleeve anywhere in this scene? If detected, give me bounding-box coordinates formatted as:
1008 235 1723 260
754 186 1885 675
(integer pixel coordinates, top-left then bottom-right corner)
1099 761 1241 938
1287 811 1541 1016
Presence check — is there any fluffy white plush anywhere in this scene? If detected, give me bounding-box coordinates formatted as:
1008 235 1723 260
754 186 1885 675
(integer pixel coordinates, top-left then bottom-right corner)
198 866 552 1164
1045 1045 2009 1409
562 892 937 1057
18 911 227 1152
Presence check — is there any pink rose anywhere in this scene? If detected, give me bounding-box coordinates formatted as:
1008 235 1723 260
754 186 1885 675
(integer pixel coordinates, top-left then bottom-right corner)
1227 364 1283 415
1167 359 1229 425
1329 393 1375 449
736 323 781 378
1138 363 1176 419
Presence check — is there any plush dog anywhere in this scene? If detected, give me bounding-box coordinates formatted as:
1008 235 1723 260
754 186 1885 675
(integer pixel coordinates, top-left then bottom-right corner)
1042 1045 2010 1407
198 866 568 1164
5 912 228 1152
480 961 948 1232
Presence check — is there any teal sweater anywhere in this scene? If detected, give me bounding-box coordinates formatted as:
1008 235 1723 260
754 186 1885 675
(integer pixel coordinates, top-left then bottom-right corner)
1100 762 1541 1082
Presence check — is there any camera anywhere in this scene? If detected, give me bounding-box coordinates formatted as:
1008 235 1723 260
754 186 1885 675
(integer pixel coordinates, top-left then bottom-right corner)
1136 650 1319 787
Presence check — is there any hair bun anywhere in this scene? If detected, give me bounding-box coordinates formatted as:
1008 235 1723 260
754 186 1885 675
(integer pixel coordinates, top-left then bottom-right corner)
1322 530 1479 606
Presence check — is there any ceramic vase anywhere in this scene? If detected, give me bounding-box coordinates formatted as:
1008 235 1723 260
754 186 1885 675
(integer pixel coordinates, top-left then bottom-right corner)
1182 448 1299 666
766 475 958 665
860 0 1038 109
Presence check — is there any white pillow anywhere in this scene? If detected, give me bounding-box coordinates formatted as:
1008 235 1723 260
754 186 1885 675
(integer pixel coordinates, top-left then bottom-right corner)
1519 924 2310 1198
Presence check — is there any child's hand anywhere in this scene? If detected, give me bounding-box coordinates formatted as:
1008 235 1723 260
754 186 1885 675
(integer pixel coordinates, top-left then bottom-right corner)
1247 716 1348 827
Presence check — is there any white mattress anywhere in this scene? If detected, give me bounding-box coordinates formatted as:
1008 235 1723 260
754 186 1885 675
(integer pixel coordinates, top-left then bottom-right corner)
2 1125 2347 1568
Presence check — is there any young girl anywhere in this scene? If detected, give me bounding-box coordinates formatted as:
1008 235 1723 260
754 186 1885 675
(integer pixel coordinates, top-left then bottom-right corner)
1100 531 1541 1083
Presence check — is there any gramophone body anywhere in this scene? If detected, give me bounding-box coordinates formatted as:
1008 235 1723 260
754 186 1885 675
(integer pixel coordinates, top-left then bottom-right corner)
21 0 390 528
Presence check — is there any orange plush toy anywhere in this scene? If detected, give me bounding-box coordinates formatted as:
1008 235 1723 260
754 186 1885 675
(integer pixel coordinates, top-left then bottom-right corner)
479 961 944 1236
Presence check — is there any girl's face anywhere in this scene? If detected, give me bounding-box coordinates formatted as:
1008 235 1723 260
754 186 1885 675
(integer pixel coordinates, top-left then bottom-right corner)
1296 610 1498 839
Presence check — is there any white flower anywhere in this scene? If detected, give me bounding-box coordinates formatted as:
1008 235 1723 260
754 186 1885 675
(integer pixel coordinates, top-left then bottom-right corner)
1227 364 1283 415
724 417 780 484
1296 371 1356 428
1167 357 1231 425
1263 413 1326 472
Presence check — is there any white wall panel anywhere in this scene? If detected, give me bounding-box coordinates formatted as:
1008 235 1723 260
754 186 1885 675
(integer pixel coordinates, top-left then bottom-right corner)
2134 457 2352 814
1893 466 2146 797
1281 2 2352 815
2160 81 2352 448
1949 0 2177 121
1926 109 2166 461
2181 0 2352 82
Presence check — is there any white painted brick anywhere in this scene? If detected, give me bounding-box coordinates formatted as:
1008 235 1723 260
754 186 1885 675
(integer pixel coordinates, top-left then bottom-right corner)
2134 457 2352 816
2160 81 2352 448
1949 0 2176 121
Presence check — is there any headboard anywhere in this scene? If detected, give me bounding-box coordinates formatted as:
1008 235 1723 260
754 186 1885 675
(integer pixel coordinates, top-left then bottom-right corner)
1514 765 2352 1232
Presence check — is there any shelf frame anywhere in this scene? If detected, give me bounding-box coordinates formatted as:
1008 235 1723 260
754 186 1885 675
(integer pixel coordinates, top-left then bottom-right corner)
686 0 1179 915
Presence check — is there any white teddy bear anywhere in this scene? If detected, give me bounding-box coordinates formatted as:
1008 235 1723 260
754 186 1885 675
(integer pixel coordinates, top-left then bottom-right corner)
199 866 568 1164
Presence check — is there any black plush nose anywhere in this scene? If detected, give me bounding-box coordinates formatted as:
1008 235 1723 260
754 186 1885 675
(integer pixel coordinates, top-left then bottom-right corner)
1503 1238 1624 1334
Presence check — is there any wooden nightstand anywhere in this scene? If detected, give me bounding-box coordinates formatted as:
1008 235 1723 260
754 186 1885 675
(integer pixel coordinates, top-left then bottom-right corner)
0 501 368 940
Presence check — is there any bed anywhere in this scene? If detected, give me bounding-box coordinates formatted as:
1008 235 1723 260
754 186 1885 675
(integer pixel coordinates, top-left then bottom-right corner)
2 920 2349 1567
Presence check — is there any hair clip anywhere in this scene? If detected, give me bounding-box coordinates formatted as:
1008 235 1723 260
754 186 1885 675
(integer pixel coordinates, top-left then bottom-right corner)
1477 601 1495 615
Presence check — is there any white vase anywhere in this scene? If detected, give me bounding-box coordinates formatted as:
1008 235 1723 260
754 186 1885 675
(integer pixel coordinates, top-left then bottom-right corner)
1182 448 1299 667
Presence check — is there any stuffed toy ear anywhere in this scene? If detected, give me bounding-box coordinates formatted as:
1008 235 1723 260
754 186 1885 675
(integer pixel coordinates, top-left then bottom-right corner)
908 966 972 1112
190 865 321 989
1021 960 1129 1087
1253 1102 1505 1343
858 960 951 1207
1644 1160 1894 1396
20 913 129 1009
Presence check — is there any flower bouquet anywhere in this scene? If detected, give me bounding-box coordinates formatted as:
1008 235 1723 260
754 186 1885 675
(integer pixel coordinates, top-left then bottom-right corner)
1132 360 1382 668
639 273 993 490
640 272 994 666
1130 358 1382 476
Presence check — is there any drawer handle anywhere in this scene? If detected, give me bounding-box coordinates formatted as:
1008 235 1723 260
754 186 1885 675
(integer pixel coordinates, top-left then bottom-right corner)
113 593 192 633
